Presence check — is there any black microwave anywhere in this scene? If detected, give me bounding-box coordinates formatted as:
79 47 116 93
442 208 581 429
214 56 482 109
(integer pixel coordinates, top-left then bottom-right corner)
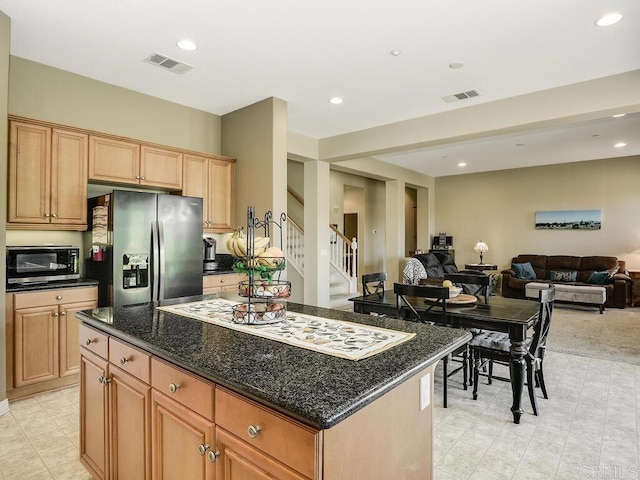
6 246 80 285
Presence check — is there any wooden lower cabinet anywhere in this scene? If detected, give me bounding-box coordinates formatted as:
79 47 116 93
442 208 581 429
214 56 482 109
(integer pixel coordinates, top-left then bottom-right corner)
80 347 109 480
8 287 98 398
203 273 246 295
151 390 216 480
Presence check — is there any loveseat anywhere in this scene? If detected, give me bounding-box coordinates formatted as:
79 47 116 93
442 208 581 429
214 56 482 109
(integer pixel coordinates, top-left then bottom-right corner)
501 254 631 309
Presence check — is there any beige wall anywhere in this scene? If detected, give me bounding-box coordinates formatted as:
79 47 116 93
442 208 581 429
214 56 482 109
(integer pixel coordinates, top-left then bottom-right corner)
0 10 9 406
9 57 222 154
434 156 640 271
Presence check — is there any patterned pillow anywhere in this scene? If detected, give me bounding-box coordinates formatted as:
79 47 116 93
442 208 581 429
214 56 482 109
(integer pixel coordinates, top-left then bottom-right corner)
512 262 537 280
586 271 610 285
550 270 577 282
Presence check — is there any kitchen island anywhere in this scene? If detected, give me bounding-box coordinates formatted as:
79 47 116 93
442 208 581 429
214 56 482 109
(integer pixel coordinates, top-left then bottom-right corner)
77 293 471 480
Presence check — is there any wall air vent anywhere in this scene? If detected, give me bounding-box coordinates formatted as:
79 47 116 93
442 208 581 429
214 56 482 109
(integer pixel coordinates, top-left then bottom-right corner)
441 89 481 104
144 52 193 75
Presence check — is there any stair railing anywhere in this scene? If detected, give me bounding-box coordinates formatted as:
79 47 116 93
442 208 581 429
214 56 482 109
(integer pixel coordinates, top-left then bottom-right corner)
329 224 358 292
286 217 304 275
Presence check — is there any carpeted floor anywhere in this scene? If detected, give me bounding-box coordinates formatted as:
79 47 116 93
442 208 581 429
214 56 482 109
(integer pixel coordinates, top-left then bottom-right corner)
546 303 640 365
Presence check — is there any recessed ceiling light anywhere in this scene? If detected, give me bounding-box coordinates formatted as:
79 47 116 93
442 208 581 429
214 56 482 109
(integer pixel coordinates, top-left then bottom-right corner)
329 97 343 105
516 143 525 147
457 162 466 167
390 50 401 56
442 156 449 160
177 39 198 51
595 12 622 27
592 134 600 138
612 113 626 118
615 142 627 148
449 61 464 69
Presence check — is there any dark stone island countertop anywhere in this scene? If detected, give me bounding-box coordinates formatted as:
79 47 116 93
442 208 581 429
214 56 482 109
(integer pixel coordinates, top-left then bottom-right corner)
76 293 471 430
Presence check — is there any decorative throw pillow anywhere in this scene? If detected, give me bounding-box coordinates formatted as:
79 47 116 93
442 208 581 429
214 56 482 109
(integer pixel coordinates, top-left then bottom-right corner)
586 271 610 285
550 270 577 282
512 262 537 280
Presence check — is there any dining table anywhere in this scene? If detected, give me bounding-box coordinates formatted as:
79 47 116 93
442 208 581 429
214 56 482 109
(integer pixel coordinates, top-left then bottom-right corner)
349 290 541 424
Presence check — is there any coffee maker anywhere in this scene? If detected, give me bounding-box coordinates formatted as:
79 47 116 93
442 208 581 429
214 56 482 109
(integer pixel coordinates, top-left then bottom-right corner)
203 236 218 271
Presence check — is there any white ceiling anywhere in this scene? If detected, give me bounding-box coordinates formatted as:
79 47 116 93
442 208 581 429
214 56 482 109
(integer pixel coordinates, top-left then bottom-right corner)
1 0 639 176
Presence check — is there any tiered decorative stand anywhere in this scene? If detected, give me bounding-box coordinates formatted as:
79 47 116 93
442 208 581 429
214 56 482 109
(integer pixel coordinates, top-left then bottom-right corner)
231 207 289 324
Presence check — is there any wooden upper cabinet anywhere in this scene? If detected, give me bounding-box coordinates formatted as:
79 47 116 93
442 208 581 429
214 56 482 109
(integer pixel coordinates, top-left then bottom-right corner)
183 155 235 233
140 145 182 190
8 121 88 229
52 129 89 225
89 136 140 185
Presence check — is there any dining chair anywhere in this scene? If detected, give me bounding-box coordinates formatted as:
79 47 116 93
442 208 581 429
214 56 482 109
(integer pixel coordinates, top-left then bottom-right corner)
362 272 387 296
444 272 491 304
469 286 555 415
394 282 469 408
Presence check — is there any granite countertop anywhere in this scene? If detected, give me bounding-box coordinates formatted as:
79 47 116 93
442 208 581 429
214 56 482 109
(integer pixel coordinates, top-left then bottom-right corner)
7 278 100 293
76 293 471 429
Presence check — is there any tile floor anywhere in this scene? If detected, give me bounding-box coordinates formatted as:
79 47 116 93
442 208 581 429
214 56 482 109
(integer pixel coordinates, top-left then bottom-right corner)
0 350 638 479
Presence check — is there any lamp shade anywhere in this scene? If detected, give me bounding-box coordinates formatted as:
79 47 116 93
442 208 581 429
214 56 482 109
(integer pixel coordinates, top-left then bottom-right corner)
474 241 489 253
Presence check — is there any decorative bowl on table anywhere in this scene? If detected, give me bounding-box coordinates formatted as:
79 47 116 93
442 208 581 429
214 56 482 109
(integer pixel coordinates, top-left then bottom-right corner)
238 280 291 298
232 301 286 325
448 286 463 298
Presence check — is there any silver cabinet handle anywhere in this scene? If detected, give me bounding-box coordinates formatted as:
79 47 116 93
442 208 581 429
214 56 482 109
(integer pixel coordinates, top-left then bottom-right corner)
119 356 129 365
51 213 57 218
169 383 180 393
86 338 93 346
60 311 66 316
136 175 141 179
247 425 262 438
207 450 220 463
44 213 50 218
53 312 59 317
140 176 145 180
98 375 110 385
197 444 209 456
56 295 63 300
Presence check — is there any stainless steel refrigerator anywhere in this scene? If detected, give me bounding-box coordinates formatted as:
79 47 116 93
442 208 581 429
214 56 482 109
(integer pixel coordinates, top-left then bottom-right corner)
86 190 203 307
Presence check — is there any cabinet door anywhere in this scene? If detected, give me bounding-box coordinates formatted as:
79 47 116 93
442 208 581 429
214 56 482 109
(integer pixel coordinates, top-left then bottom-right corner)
183 154 210 228
51 129 88 225
110 366 152 480
89 135 140 185
14 305 59 387
8 121 51 224
215 427 309 480
80 348 109 480
60 300 98 377
208 159 235 232
152 390 215 480
140 145 183 190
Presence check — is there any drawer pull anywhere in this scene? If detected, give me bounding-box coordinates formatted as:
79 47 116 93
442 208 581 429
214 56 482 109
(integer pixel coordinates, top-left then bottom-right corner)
119 356 129 365
56 295 63 300
247 425 262 438
86 338 93 346
98 375 111 385
197 444 209 456
169 383 181 393
207 450 220 463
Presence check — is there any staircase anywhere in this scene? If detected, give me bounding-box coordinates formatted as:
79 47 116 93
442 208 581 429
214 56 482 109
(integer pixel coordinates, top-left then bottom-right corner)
286 220 357 309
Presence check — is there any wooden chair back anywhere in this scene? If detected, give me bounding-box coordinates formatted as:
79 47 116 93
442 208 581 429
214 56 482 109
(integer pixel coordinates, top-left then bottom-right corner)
393 283 449 324
362 272 387 296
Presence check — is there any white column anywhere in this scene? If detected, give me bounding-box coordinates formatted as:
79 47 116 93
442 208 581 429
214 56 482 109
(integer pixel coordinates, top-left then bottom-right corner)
304 161 330 307
385 179 406 284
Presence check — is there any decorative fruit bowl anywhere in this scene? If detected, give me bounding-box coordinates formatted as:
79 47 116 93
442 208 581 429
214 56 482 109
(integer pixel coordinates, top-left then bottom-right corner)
231 301 286 325
238 280 291 298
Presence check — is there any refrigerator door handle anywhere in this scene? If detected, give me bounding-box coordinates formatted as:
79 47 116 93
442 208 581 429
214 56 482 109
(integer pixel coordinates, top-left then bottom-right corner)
152 221 160 301
157 221 166 300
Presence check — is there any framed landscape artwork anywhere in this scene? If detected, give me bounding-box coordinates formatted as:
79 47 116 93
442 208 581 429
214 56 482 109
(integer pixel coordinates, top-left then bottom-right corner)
535 210 602 230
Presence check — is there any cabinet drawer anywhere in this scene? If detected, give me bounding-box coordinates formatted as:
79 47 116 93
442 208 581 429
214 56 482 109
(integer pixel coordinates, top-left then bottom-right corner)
14 286 98 310
215 387 318 478
79 324 108 359
151 358 214 419
109 338 150 383
202 273 245 291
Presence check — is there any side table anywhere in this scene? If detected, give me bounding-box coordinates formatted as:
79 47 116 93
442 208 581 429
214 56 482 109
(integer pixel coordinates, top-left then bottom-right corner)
464 263 498 272
629 270 640 307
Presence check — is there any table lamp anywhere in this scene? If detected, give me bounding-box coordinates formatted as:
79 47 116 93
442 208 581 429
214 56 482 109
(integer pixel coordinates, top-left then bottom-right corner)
474 241 489 264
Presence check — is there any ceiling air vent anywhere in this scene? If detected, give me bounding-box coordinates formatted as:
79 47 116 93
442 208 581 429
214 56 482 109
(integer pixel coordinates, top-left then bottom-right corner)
441 89 481 104
144 52 194 75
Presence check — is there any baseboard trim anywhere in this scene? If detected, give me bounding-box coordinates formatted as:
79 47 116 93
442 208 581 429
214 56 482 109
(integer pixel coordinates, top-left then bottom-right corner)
0 398 9 417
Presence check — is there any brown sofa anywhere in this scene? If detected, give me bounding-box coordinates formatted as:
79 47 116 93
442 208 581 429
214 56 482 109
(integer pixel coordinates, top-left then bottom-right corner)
501 255 631 309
